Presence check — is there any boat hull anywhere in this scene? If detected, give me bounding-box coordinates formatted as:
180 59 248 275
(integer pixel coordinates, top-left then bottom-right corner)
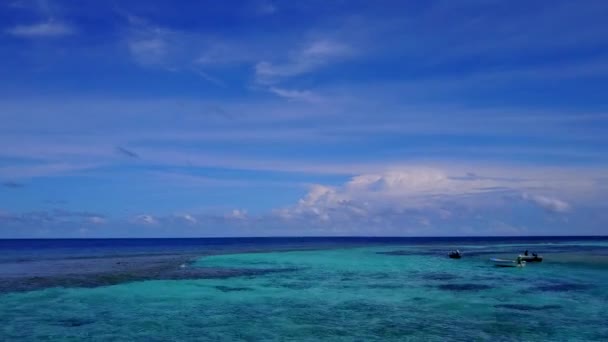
519 255 543 262
491 258 526 267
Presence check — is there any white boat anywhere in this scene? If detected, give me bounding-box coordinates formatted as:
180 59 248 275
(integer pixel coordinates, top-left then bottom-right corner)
491 258 526 267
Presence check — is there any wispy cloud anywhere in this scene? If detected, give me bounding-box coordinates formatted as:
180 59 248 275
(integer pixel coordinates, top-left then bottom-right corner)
255 39 354 83
522 193 571 213
0 208 106 225
131 214 158 225
149 170 304 189
195 39 264 67
195 70 227 87
255 0 277 15
269 87 323 103
6 20 73 38
0 162 103 180
5 0 74 38
116 146 139 159
87 216 106 224
127 26 170 66
2 181 25 188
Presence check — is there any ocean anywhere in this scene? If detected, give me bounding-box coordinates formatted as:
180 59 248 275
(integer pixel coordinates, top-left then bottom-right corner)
1 237 607 341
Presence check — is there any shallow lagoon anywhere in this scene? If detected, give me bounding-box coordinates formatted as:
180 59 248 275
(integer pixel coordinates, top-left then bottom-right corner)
1 238 607 341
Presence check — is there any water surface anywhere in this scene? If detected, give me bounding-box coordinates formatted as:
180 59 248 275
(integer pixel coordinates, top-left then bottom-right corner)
1 237 607 341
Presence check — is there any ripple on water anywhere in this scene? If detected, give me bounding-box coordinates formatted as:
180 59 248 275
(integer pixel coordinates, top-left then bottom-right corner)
420 272 459 281
54 318 96 327
214 286 253 292
366 283 404 289
2 241 608 341
495 304 563 311
534 282 593 292
377 250 438 256
277 282 312 290
437 283 494 291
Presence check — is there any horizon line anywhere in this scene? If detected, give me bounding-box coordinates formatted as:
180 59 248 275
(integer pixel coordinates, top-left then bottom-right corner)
2 235 607 240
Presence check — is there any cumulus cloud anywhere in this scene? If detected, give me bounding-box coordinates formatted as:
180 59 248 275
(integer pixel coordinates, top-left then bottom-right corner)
275 168 574 227
522 193 571 213
7 21 73 38
225 209 248 220
175 213 197 224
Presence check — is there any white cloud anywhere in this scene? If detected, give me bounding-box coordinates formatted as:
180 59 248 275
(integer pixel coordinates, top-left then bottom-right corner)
485 220 528 236
132 214 158 225
175 213 197 224
226 209 248 220
256 0 277 15
269 87 323 103
195 70 226 87
522 193 571 213
88 216 106 224
303 40 351 57
276 168 576 225
6 21 73 38
195 39 267 67
124 16 184 67
255 39 353 83
128 37 167 65
0 162 103 180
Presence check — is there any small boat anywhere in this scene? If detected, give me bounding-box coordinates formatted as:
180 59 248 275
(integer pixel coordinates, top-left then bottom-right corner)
519 254 543 262
448 250 462 259
491 258 526 267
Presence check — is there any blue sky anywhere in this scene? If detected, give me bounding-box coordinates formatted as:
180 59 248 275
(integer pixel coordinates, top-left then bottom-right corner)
1 0 608 237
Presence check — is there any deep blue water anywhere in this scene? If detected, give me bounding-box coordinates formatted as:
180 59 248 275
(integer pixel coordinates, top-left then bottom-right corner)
3 236 606 256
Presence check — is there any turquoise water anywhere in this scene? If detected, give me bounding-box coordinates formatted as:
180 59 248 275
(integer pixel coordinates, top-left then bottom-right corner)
1 242 608 341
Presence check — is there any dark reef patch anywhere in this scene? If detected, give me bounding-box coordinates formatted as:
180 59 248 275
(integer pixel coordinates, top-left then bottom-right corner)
367 283 403 289
332 300 386 316
534 283 592 292
55 318 96 327
495 304 563 311
377 250 437 256
215 285 253 292
437 283 493 291
278 282 312 290
368 272 391 280
0 254 299 293
371 320 421 337
420 272 458 281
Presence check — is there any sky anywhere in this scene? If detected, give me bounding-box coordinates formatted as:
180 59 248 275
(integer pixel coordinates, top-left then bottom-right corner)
1 0 608 238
